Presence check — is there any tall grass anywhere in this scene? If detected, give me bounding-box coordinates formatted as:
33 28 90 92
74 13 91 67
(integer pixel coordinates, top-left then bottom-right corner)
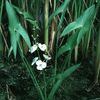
0 0 4 58
0 0 100 99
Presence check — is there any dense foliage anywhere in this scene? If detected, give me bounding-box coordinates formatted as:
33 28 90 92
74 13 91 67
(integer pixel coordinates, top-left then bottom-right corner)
0 0 100 100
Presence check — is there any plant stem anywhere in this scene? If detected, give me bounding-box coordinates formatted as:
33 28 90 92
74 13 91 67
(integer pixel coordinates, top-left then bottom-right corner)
18 43 45 100
43 71 47 100
23 58 45 100
95 29 100 83
44 0 49 48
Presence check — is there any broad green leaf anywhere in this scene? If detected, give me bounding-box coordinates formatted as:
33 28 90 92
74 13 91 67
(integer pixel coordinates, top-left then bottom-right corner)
9 27 18 57
60 64 80 80
6 1 19 57
48 64 80 100
77 5 95 45
49 0 70 23
15 23 31 47
6 1 31 58
13 5 34 20
13 5 39 29
77 24 90 44
57 32 78 57
61 17 83 37
58 5 95 57
6 1 19 28
77 12 95 44
61 5 95 37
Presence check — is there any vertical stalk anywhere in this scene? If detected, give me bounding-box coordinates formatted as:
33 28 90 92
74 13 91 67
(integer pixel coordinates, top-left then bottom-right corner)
74 0 78 63
0 0 3 23
44 0 49 48
0 28 3 58
0 0 4 58
95 29 100 83
43 71 47 100
49 0 56 53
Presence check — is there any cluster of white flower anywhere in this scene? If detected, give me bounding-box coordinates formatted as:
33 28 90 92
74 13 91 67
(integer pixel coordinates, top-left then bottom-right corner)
29 43 47 53
29 43 51 71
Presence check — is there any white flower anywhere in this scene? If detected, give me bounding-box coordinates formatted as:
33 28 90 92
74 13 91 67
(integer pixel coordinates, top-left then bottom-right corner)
36 60 47 70
38 43 47 51
36 65 43 70
43 54 51 60
29 44 38 53
31 57 38 65
41 62 47 69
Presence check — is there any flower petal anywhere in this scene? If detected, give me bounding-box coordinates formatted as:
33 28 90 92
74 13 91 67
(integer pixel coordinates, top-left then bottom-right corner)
29 44 38 53
38 43 47 51
36 66 43 70
43 54 51 60
41 62 47 68
36 60 47 70
36 60 42 66
31 57 38 65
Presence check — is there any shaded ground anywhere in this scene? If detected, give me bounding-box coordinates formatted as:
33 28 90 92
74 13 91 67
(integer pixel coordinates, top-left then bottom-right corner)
0 59 100 100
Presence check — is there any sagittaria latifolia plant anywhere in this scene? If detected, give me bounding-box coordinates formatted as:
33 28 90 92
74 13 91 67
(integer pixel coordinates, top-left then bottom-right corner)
0 0 99 100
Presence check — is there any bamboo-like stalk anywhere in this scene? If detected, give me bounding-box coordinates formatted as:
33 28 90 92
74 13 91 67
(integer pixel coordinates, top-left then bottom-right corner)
44 0 49 48
49 0 56 53
22 0 29 55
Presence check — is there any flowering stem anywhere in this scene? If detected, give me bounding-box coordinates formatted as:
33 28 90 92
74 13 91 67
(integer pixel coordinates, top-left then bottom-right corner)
43 71 47 100
18 43 45 100
44 0 49 49
23 58 45 100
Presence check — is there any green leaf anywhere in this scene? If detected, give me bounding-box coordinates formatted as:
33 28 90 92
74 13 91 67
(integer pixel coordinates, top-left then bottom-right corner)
49 0 70 23
6 1 19 28
58 5 95 57
61 5 95 37
61 17 83 37
6 1 31 58
9 27 18 57
6 1 19 58
15 23 31 47
13 5 34 20
77 5 95 44
13 5 39 29
57 32 78 57
77 14 95 44
48 64 80 100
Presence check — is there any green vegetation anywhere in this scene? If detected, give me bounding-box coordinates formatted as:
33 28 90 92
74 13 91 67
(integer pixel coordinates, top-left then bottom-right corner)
0 0 100 100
